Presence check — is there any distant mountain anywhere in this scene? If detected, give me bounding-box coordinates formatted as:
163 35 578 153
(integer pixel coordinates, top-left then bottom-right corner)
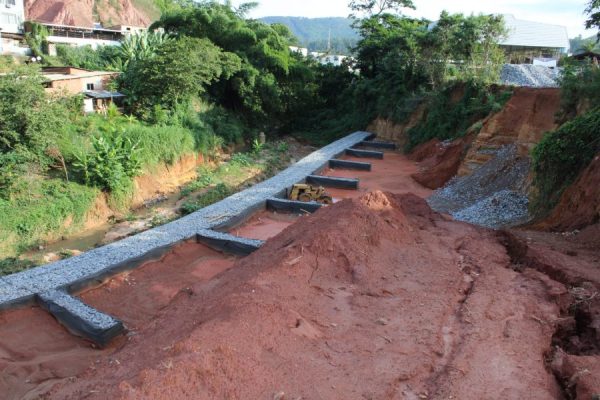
260 16 359 55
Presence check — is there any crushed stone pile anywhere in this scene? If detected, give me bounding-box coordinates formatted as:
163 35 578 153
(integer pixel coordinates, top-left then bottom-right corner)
427 144 530 229
500 64 561 88
452 189 529 228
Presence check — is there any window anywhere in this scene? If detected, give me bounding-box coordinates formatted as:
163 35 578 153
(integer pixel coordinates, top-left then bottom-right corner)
86 83 94 90
7 0 16 6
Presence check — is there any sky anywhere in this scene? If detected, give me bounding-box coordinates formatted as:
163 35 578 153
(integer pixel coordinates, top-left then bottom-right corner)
230 0 596 38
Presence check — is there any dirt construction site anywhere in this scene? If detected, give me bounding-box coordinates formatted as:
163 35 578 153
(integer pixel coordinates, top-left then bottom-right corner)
1 89 600 399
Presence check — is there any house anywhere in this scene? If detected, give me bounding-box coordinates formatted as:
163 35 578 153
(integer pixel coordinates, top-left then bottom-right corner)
289 46 308 57
0 0 24 34
500 15 570 63
25 22 146 54
41 66 124 113
0 0 26 55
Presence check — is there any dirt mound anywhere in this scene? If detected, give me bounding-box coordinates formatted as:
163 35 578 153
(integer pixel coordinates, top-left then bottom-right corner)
459 87 560 175
46 191 571 399
535 154 600 232
25 0 153 28
409 136 473 190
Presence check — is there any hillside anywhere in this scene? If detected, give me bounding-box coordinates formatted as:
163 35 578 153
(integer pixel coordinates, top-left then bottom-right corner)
260 16 358 54
24 0 159 28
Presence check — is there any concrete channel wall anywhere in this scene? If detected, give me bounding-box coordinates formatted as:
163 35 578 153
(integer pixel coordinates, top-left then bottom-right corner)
0 132 374 337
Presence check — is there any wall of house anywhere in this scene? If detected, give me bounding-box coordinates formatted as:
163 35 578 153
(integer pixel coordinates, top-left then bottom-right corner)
46 75 116 96
0 0 24 34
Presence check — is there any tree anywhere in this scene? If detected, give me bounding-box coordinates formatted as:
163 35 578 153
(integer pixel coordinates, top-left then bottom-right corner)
120 36 241 118
349 0 415 17
586 0 600 39
0 66 67 156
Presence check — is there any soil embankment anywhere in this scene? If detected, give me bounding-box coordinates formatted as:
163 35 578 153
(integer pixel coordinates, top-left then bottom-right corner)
45 191 573 399
2 150 599 399
459 87 561 175
535 154 600 232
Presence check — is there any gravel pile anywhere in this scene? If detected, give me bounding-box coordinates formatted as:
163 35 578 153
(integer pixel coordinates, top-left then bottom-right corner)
451 190 529 229
427 144 531 229
500 64 561 88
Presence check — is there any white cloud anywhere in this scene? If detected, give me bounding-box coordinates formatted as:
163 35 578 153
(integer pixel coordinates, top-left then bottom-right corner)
231 0 595 38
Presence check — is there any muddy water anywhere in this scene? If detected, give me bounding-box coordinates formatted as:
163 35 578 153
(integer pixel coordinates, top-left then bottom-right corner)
229 211 301 241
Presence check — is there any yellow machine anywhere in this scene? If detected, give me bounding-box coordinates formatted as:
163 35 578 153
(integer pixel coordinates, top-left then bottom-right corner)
289 184 333 204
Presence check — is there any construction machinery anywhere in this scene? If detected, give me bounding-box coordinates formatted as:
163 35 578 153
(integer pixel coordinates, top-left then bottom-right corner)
289 184 333 204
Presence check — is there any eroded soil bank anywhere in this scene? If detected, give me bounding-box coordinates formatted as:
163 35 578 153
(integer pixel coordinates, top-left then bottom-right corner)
43 191 578 399
1 151 598 399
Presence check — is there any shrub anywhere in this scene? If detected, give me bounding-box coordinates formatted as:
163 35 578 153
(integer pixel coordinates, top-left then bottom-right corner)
531 108 600 216
73 131 142 192
405 82 513 151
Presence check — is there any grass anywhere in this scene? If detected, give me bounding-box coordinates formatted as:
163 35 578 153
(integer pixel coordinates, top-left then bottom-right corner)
0 178 98 259
179 141 292 215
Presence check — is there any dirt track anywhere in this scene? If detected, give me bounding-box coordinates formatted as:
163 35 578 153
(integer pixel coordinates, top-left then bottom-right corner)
1 152 599 399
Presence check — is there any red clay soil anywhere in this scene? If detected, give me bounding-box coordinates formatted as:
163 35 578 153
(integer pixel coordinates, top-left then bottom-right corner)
42 191 580 399
230 211 302 241
322 152 432 201
81 241 237 330
535 154 600 232
408 136 474 190
460 87 561 175
25 0 151 28
0 307 113 400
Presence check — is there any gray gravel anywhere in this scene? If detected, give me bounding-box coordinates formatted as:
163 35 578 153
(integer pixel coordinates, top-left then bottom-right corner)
0 131 372 310
451 190 530 229
500 64 561 88
427 144 531 229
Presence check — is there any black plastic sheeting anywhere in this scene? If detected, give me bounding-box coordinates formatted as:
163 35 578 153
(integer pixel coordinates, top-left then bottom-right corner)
267 198 323 214
37 291 125 348
346 148 385 159
329 159 372 171
306 175 359 190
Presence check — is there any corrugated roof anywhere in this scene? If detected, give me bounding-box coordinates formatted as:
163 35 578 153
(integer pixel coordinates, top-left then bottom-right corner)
500 14 570 50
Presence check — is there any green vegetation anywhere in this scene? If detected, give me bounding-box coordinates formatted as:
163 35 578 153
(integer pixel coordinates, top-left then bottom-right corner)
405 83 513 151
180 141 293 215
0 0 514 269
531 109 600 215
557 60 600 122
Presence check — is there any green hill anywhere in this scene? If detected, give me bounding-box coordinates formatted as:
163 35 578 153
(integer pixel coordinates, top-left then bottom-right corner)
260 16 358 55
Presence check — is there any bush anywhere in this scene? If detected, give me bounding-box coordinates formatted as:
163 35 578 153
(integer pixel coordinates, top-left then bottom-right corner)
531 108 600 215
73 131 142 192
0 179 97 257
405 82 512 151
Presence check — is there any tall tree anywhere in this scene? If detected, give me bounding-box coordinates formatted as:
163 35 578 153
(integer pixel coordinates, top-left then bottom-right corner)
586 0 600 39
349 0 415 17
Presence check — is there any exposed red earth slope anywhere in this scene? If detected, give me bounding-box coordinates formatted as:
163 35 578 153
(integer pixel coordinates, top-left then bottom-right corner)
25 0 153 28
535 154 600 232
408 136 474 189
45 191 579 399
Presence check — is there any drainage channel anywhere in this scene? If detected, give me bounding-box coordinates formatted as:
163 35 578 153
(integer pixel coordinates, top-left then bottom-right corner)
0 131 390 346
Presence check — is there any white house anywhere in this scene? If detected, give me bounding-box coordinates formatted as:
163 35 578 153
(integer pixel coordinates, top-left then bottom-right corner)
0 0 24 34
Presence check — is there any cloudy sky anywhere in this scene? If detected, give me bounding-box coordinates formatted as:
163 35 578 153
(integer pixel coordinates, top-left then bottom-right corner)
231 0 595 38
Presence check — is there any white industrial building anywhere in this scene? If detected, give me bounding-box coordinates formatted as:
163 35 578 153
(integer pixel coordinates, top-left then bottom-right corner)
500 14 570 64
0 0 26 54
